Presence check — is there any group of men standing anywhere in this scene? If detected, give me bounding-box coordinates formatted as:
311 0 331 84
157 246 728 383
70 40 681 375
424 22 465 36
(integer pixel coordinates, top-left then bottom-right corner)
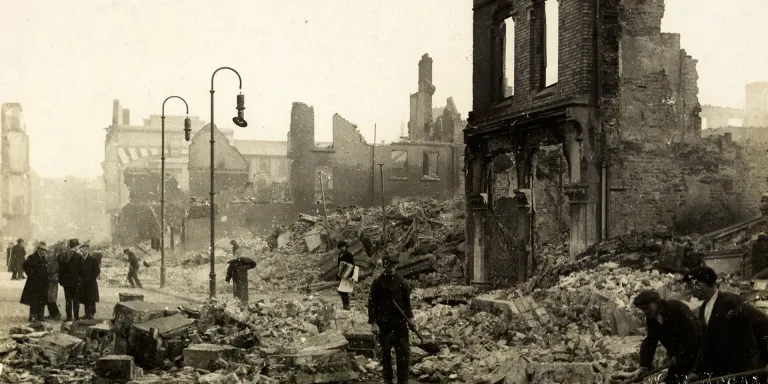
624 265 768 383
15 238 101 322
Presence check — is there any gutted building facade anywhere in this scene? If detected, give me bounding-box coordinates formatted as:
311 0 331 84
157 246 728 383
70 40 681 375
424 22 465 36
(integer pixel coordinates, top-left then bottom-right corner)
465 0 717 288
288 54 465 214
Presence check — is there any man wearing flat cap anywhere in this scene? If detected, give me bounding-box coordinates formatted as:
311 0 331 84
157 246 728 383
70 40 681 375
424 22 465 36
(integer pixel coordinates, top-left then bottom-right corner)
368 253 413 384
614 290 701 383
684 265 768 381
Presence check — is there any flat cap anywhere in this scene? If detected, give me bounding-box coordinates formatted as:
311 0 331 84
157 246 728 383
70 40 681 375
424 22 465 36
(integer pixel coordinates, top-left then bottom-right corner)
633 290 661 307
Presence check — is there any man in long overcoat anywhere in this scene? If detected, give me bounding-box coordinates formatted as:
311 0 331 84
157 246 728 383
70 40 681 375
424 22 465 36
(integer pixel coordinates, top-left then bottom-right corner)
79 245 100 320
11 239 26 280
58 239 83 321
20 242 49 322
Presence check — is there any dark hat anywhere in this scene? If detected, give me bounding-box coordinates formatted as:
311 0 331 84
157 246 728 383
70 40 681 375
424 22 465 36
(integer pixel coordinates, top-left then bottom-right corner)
633 290 661 307
337 240 348 249
230 240 237 245
684 266 718 286
123 248 130 253
17 238 23 244
69 239 80 248
36 242 47 249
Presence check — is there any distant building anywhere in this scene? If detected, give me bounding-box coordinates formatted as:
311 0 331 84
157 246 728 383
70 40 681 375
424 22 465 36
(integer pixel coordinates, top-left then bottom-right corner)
101 99 210 238
1 103 35 240
287 54 466 213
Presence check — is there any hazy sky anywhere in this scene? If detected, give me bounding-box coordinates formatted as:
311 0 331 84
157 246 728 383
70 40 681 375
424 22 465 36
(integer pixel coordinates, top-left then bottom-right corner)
0 0 765 178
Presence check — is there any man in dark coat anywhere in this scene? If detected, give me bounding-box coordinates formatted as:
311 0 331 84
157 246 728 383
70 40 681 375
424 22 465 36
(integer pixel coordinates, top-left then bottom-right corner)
59 239 83 321
614 290 702 384
368 253 413 384
79 244 100 320
336 240 355 310
44 242 61 320
685 266 768 381
11 239 26 280
225 256 257 298
20 242 49 322
123 249 142 288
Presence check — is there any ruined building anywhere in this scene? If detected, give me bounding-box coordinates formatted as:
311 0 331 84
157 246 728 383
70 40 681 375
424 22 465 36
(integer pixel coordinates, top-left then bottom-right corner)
288 54 466 213
1 103 39 240
102 100 207 242
465 0 758 288
701 82 768 132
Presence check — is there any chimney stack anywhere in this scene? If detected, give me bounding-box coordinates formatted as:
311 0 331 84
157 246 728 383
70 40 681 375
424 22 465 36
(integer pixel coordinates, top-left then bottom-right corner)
122 109 130 125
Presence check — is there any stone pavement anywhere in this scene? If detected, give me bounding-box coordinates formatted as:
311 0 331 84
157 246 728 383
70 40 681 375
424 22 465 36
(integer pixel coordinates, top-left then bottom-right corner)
0 267 197 337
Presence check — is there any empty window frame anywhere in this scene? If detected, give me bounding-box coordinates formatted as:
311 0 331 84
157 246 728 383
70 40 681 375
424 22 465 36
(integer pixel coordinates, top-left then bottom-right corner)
503 16 516 97
543 0 559 87
423 151 439 179
391 150 408 179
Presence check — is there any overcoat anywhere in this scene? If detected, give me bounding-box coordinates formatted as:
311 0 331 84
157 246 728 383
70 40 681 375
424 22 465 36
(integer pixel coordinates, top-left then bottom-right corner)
80 254 100 303
20 251 48 307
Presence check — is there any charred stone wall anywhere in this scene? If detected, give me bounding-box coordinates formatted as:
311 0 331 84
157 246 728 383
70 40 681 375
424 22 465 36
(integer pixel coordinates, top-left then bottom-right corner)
288 102 463 214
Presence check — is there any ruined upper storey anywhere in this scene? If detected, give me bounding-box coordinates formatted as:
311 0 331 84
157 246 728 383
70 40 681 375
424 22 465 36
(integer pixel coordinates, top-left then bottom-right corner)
469 0 700 145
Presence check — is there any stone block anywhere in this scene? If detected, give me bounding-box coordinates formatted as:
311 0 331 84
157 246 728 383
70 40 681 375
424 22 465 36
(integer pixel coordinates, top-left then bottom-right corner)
9 326 36 335
613 308 642 337
113 302 178 337
487 357 529 384
183 344 243 370
95 354 137 380
62 319 102 339
529 362 596 383
268 348 353 375
87 323 113 340
37 332 84 366
119 293 145 302
469 296 523 320
293 371 359 383
292 331 348 353
132 313 195 338
0 337 18 354
129 313 195 368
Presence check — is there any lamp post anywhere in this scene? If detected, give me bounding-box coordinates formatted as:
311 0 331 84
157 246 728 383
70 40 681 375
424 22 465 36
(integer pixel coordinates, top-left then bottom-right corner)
209 67 247 298
160 96 192 288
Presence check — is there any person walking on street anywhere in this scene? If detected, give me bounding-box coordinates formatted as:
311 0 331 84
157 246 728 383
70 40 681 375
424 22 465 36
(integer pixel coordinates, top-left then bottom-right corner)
20 242 49 322
79 244 100 320
336 240 355 310
44 242 61 320
11 239 26 280
225 256 257 298
123 249 142 288
6 242 13 273
368 253 413 384
613 290 702 384
58 239 83 321
684 266 768 382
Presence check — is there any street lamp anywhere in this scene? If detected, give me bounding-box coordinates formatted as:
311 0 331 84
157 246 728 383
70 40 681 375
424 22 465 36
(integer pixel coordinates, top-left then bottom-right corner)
160 96 192 288
209 67 247 298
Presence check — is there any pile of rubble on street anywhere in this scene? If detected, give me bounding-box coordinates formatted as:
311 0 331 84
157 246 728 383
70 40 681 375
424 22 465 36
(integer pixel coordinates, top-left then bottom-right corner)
0 256 710 384
97 198 466 296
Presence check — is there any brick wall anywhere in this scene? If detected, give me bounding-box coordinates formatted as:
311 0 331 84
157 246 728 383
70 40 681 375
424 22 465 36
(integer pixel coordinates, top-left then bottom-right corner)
608 137 760 235
471 0 595 120
288 102 464 214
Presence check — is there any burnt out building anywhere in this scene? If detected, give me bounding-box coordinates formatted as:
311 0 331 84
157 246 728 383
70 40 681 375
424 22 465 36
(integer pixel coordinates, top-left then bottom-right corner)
288 54 465 213
465 0 715 288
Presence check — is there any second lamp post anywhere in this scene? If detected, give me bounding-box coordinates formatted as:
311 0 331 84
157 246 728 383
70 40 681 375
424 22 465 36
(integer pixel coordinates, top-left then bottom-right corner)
160 96 192 288
208 67 247 298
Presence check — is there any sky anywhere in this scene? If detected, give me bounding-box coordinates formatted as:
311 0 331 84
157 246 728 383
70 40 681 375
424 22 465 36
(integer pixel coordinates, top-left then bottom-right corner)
0 0 765 179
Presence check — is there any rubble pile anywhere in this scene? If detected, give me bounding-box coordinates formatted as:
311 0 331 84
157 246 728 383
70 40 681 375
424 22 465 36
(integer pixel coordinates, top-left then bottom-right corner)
268 198 467 286
527 231 671 292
